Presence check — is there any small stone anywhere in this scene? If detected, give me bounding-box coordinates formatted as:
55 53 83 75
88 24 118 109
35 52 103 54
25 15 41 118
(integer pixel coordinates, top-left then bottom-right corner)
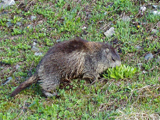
0 0 15 9
34 52 43 56
2 77 12 85
142 70 147 74
104 12 107 15
151 29 159 34
137 63 143 67
135 45 142 50
31 46 39 52
56 39 61 43
32 42 37 46
0 11 8 16
16 22 21 26
82 26 86 30
121 16 130 22
31 16 36 21
152 11 160 15
6 21 13 27
140 6 146 12
144 53 153 60
104 27 115 37
15 64 20 70
7 77 12 80
152 5 157 9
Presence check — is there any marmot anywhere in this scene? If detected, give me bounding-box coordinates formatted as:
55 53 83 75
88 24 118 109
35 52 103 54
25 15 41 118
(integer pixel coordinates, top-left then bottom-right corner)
10 37 121 97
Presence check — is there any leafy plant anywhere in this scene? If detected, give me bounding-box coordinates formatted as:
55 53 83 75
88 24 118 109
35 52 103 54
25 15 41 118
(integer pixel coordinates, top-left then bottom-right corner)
10 16 22 24
11 28 23 35
103 64 137 80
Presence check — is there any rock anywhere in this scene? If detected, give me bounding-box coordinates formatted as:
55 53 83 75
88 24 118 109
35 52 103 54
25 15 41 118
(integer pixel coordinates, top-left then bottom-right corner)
32 42 37 46
2 77 12 85
152 11 160 15
104 12 107 15
31 16 36 21
6 21 13 27
0 11 8 16
121 16 130 22
135 45 142 50
151 29 159 34
140 6 146 12
16 22 22 26
144 53 153 60
15 64 20 70
34 52 43 56
152 5 157 9
31 46 39 52
7 77 12 80
142 70 147 74
82 26 86 30
56 39 61 43
104 27 115 37
0 0 15 9
137 63 143 67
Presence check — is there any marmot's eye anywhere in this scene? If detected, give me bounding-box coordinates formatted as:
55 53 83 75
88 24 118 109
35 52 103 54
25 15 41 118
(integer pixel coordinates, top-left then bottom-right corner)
112 57 115 62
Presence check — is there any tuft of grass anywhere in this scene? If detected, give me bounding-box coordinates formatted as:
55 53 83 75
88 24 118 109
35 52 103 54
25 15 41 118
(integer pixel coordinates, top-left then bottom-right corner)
103 64 138 80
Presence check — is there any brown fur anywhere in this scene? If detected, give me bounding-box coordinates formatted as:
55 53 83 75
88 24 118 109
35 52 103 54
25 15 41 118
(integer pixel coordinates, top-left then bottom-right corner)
10 37 121 97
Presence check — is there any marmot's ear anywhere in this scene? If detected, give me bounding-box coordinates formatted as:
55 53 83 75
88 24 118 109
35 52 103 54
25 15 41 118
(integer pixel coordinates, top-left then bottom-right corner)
105 48 109 53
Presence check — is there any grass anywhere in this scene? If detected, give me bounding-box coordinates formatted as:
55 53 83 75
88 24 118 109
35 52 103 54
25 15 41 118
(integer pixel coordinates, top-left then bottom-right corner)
0 0 160 119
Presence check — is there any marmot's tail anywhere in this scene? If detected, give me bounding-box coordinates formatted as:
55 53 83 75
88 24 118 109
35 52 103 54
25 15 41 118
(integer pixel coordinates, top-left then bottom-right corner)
10 74 38 97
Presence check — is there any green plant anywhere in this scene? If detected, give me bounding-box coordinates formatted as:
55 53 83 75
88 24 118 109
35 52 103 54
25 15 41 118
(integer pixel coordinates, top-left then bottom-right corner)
11 28 23 35
10 16 22 24
103 64 137 80
0 18 8 26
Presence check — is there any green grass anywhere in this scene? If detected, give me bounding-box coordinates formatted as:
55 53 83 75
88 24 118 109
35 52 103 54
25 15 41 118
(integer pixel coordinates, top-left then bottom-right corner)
0 0 160 119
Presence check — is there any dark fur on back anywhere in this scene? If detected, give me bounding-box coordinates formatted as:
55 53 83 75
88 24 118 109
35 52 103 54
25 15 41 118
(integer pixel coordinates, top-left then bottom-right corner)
47 37 88 54
10 37 121 97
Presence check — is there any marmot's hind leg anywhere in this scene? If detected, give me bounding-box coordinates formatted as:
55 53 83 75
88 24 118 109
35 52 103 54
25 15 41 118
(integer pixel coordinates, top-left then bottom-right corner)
39 76 60 97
